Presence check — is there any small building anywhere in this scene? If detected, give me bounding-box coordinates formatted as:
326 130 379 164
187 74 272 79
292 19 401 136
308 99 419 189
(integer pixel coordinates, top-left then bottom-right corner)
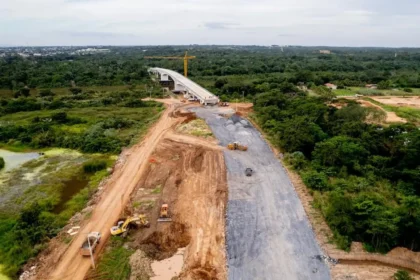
319 50 331 54
324 83 337 90
365 84 378 89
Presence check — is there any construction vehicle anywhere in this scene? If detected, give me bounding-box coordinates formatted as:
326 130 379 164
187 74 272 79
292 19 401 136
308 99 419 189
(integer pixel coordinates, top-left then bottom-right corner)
110 215 150 236
80 232 101 256
245 168 253 176
144 51 196 77
227 142 248 151
158 204 172 222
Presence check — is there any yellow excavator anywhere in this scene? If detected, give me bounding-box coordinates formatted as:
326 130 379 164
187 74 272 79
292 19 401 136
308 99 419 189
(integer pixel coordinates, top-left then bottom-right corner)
110 215 150 236
227 142 248 151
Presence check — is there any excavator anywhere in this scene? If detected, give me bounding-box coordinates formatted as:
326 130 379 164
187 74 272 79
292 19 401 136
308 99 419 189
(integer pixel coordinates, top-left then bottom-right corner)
110 215 150 237
227 142 248 151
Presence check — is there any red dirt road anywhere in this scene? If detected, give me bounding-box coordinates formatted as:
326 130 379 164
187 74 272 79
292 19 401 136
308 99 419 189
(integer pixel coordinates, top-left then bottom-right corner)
45 102 180 280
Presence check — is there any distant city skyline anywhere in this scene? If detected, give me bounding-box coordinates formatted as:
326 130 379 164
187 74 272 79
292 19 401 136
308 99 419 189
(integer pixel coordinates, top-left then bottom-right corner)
1 0 419 47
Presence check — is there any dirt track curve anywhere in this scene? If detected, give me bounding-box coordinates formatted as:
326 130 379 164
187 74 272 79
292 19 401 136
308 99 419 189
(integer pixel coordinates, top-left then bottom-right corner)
45 101 180 280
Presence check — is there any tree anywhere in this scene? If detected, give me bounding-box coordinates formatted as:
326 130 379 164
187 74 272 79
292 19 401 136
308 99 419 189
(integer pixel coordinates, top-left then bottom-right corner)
214 77 228 89
312 136 368 170
377 80 391 89
312 85 336 102
277 116 327 156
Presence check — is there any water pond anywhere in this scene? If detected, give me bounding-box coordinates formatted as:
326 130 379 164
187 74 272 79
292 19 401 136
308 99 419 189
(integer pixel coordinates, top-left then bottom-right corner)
0 149 40 172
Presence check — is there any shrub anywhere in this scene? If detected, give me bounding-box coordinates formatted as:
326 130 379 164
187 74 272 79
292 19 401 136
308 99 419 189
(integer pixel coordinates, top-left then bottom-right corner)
394 270 414 280
284 152 307 170
403 88 413 93
301 170 329 191
0 157 4 169
83 160 107 173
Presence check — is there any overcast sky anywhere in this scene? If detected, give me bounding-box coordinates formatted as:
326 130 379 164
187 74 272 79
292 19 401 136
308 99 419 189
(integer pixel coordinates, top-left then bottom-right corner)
1 0 419 47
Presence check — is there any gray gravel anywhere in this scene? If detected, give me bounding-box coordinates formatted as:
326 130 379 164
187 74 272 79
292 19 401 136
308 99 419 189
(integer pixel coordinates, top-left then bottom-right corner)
191 107 331 280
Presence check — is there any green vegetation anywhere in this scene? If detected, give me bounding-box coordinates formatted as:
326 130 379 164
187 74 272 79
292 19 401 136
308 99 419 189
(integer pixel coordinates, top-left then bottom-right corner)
393 270 414 280
95 238 134 280
0 89 163 153
83 159 107 173
0 157 4 169
0 151 112 277
0 78 162 277
254 89 420 253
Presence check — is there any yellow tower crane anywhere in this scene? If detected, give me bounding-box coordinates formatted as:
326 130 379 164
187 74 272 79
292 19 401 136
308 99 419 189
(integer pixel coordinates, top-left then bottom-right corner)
144 51 196 77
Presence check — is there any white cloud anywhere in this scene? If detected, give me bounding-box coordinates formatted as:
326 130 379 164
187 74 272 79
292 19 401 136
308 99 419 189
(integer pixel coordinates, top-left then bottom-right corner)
0 0 419 46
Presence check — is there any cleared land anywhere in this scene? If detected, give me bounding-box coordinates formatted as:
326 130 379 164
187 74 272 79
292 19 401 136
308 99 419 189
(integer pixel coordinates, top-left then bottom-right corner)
370 96 420 108
127 134 227 279
191 107 330 280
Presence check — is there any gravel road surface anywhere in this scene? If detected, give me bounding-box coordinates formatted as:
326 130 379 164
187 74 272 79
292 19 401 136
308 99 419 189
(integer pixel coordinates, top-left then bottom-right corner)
191 107 331 280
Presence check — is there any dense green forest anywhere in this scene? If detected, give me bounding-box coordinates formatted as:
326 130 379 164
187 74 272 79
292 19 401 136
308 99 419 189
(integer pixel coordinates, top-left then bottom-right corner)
1 46 420 92
253 89 420 252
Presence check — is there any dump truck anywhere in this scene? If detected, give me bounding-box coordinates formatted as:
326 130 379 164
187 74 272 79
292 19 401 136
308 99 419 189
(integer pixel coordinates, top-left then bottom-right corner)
80 232 101 256
110 215 149 236
227 142 248 151
158 204 172 222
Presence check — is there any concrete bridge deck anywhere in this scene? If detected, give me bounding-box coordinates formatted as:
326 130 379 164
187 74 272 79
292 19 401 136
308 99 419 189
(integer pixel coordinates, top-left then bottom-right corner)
149 67 219 105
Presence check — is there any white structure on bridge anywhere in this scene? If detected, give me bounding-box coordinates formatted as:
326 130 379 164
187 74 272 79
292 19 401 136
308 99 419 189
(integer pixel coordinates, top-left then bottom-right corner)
149 67 219 105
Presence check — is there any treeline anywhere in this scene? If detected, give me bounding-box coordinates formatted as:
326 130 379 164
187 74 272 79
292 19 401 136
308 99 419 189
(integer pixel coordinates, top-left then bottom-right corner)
2 46 420 91
0 53 149 89
254 89 420 252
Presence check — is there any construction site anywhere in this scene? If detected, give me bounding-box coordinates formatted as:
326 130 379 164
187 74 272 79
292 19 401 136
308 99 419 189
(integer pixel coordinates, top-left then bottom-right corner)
18 68 420 280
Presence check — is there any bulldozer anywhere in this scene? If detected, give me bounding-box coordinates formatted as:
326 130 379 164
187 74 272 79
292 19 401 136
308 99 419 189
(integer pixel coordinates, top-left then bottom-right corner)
158 204 172 222
110 215 150 237
227 142 248 151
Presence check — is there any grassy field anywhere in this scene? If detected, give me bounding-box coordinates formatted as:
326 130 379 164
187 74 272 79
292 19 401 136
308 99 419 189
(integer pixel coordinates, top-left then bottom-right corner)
348 87 420 96
333 87 420 97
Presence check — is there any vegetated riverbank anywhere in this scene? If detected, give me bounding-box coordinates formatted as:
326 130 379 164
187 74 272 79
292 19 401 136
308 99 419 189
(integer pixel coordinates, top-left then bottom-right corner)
0 148 113 277
0 86 164 278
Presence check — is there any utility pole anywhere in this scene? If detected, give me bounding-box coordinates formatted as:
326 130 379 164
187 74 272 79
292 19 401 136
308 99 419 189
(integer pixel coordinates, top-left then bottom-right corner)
242 91 245 103
87 234 95 269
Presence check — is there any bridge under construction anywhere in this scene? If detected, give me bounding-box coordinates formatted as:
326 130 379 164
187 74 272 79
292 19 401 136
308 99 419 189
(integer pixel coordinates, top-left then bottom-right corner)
149 67 219 105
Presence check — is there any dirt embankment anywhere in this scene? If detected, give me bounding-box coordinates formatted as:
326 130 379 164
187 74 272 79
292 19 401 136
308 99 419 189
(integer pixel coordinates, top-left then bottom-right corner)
127 137 228 280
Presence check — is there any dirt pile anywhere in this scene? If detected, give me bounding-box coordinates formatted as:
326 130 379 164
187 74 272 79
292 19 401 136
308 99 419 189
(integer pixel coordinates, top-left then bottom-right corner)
130 138 228 280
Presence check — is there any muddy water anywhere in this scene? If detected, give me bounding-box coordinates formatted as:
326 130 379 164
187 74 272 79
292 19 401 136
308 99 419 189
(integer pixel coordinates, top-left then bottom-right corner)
0 149 40 172
151 247 185 280
52 177 89 214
